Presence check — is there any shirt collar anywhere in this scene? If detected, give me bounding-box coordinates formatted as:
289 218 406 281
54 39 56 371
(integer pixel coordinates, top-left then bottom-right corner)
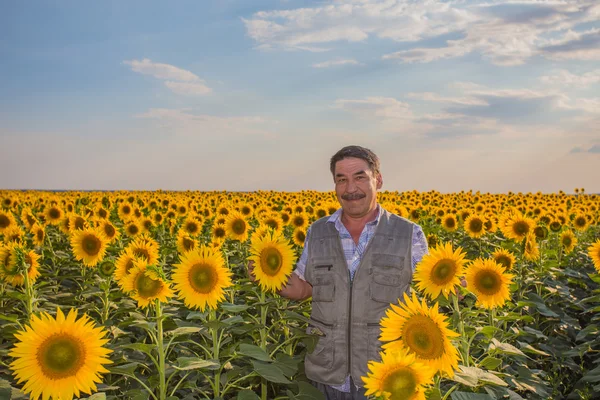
327 204 383 227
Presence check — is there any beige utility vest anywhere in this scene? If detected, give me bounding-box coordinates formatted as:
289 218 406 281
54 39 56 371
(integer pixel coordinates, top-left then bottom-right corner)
303 209 414 385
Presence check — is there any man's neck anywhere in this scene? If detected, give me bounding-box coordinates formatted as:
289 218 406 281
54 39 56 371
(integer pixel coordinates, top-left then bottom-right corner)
341 204 379 229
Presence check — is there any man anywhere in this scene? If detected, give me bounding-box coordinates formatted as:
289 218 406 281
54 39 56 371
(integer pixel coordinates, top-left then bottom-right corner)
253 145 428 399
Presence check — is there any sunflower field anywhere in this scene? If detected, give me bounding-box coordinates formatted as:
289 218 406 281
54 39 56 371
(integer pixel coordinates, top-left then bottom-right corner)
0 189 599 400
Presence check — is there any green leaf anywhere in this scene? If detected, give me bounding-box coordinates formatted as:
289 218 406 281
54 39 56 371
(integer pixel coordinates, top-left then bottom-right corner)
119 343 155 358
221 303 251 313
489 338 526 357
238 343 272 361
289 381 326 400
479 356 502 370
575 324 598 342
109 362 143 375
518 343 550 357
451 392 494 400
452 366 479 387
252 360 291 384
237 390 261 400
84 393 107 400
167 326 202 337
173 357 220 371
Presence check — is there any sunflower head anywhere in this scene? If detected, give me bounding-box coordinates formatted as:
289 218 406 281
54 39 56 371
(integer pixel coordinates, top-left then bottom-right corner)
70 228 108 268
248 231 296 293
224 211 249 242
491 249 515 270
414 242 467 300
465 258 514 309
173 246 233 311
122 260 173 308
9 308 112 400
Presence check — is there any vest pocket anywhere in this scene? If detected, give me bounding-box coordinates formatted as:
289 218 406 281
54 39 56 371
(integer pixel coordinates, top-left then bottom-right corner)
369 274 405 304
367 323 384 364
306 318 334 370
311 276 335 302
372 254 405 269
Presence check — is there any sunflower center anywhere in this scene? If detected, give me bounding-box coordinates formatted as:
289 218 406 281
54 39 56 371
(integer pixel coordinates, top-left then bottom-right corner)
104 224 116 238
48 208 60 220
260 247 283 276
381 367 417 400
36 230 44 242
469 219 483 232
133 248 150 260
82 234 101 256
474 270 501 295
37 334 86 379
512 221 529 236
495 255 511 269
402 315 445 360
562 237 572 247
136 273 163 298
189 263 218 294
186 222 199 234
430 259 457 285
575 217 586 227
232 219 246 235
444 218 456 229
0 215 9 228
128 224 139 235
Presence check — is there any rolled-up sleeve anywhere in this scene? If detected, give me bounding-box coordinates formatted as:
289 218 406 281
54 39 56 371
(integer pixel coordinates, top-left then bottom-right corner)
411 224 429 271
292 226 311 281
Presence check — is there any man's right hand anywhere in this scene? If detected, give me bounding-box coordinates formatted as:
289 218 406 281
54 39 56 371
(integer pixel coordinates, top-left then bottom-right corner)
246 260 312 301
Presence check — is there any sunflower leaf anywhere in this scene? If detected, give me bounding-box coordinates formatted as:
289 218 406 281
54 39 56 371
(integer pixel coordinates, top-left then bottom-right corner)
84 393 107 399
221 303 251 313
120 343 156 358
238 343 272 361
237 390 261 400
451 392 494 400
166 326 202 337
252 360 291 383
174 357 220 371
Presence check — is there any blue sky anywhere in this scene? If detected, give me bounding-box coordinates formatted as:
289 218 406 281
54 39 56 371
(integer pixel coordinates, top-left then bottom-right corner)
1 0 599 193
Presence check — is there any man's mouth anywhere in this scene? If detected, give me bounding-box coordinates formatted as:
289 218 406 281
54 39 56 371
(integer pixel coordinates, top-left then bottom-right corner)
342 194 366 201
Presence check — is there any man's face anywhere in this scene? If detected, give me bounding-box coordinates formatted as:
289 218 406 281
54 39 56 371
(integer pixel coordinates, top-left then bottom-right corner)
333 157 382 219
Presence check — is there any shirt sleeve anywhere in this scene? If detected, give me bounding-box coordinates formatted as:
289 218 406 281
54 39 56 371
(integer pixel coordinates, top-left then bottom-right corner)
411 224 429 271
292 226 311 281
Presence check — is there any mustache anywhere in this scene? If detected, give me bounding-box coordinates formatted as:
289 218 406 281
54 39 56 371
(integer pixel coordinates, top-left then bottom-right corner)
342 193 366 201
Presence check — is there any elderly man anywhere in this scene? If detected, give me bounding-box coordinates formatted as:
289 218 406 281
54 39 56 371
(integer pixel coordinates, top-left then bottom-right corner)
257 145 429 399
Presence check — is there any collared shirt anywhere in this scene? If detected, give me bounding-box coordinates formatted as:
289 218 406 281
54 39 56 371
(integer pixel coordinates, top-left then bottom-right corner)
293 205 429 393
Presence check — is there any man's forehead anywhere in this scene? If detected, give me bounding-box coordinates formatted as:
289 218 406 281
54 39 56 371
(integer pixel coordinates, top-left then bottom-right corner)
334 157 371 175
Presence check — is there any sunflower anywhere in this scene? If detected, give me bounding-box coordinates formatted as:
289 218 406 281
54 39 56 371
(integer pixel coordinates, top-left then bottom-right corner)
464 214 486 238
0 244 41 286
70 228 107 268
98 260 116 278
126 235 160 265
182 216 203 235
549 219 562 233
441 214 458 232
560 230 577 254
465 258 514 309
380 293 459 377
502 215 534 242
124 220 142 237
588 239 600 273
176 230 198 254
248 231 296 293
224 211 249 242
118 203 133 221
98 220 120 243
172 246 233 311
414 242 467 300
21 208 38 230
426 234 439 249
212 223 227 243
0 210 16 233
3 226 24 244
30 223 46 247
9 308 112 400
362 347 435 400
261 214 283 234
533 225 549 241
491 249 516 270
292 227 307 247
68 214 88 233
152 211 164 225
572 213 590 232
44 206 63 225
290 212 308 229
523 233 540 262
122 260 173 308
114 249 137 288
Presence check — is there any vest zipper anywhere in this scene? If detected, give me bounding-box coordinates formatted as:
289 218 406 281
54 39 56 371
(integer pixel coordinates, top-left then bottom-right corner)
347 268 352 379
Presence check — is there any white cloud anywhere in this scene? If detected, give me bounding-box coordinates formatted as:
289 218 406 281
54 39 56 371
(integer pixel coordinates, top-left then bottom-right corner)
164 81 212 95
124 58 212 96
334 97 413 119
406 92 488 106
245 0 599 65
540 69 600 86
312 58 360 68
135 108 275 138
124 58 200 81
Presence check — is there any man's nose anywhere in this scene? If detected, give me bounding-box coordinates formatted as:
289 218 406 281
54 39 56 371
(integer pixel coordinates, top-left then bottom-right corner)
346 179 358 192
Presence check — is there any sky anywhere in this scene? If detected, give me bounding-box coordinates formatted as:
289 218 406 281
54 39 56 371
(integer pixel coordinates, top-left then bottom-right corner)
1 0 599 193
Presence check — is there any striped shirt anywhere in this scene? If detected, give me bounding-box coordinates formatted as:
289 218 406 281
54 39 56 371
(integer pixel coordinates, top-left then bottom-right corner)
293 205 429 393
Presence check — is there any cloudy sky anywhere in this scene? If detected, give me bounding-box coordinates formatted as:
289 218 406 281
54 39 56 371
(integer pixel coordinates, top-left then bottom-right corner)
1 0 599 193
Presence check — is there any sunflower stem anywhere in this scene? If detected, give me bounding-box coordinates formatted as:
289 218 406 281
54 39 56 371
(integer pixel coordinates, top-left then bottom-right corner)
210 309 221 398
452 293 469 367
260 289 268 400
155 299 167 400
17 246 34 320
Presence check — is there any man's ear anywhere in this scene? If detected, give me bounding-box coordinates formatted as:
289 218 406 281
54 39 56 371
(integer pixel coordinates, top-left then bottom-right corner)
376 174 383 189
